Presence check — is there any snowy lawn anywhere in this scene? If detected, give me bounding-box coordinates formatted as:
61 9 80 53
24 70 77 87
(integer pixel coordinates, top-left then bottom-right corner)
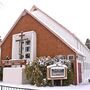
38 85 90 90
22 83 90 90
0 82 90 90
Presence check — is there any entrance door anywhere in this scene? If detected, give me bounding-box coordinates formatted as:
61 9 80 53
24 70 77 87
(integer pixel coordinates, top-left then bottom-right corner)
78 63 82 83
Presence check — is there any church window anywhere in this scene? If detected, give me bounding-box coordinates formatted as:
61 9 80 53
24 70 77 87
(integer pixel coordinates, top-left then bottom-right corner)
25 46 30 52
26 40 30 45
25 53 30 58
67 55 75 60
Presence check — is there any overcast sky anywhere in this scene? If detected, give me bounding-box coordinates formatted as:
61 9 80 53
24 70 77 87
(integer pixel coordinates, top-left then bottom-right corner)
0 0 90 44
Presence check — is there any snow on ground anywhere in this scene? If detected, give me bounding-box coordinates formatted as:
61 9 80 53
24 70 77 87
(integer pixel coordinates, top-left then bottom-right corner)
26 84 90 90
42 85 90 90
0 82 90 90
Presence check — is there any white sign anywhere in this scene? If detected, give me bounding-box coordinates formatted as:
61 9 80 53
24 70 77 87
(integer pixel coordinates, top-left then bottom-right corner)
50 67 65 78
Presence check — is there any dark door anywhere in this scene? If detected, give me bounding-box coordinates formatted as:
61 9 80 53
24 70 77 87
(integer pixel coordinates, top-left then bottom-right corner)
78 63 82 83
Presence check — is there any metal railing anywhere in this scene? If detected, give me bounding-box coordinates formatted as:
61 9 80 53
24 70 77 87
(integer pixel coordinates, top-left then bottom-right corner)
0 85 35 90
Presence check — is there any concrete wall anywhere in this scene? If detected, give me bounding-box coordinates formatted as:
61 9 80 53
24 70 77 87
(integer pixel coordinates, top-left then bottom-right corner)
3 67 29 84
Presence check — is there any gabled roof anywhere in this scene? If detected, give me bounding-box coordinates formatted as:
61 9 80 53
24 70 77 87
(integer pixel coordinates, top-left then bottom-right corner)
1 5 88 56
30 5 86 56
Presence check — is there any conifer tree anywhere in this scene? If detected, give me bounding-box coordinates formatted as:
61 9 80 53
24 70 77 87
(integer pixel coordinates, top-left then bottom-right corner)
85 38 90 49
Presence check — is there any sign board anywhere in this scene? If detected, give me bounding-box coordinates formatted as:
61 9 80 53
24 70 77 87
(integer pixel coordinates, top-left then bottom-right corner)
47 64 67 80
50 67 65 78
1 60 26 67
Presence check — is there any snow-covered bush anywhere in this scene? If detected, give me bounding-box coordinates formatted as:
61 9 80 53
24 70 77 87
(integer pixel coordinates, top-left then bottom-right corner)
25 55 74 86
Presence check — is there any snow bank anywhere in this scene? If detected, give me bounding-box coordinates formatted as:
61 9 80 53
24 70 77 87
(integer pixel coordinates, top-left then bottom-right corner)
0 82 90 90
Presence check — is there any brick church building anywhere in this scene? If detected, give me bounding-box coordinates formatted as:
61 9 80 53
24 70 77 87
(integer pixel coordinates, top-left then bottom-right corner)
1 5 90 85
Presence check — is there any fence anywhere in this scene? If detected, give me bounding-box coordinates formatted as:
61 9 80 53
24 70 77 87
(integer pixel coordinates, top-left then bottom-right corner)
0 84 36 90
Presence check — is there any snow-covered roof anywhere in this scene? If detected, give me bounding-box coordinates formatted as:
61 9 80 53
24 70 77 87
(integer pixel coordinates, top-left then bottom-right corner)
30 5 86 56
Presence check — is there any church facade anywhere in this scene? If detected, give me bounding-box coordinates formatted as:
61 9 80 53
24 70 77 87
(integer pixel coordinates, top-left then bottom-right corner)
1 6 90 85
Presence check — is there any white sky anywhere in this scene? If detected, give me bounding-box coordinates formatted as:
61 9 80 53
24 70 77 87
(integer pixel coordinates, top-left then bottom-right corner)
0 0 90 44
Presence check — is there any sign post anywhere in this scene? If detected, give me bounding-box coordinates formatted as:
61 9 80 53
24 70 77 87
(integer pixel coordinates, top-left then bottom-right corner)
51 79 54 86
60 80 62 86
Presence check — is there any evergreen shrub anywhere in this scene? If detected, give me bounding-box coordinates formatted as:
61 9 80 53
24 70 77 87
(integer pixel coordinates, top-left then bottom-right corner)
25 56 74 86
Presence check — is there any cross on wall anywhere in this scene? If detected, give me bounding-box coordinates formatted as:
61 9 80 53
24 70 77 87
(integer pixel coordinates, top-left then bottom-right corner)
16 31 28 59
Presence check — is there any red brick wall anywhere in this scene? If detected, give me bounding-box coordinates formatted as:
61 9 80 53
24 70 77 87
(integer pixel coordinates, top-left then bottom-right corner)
1 13 76 59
